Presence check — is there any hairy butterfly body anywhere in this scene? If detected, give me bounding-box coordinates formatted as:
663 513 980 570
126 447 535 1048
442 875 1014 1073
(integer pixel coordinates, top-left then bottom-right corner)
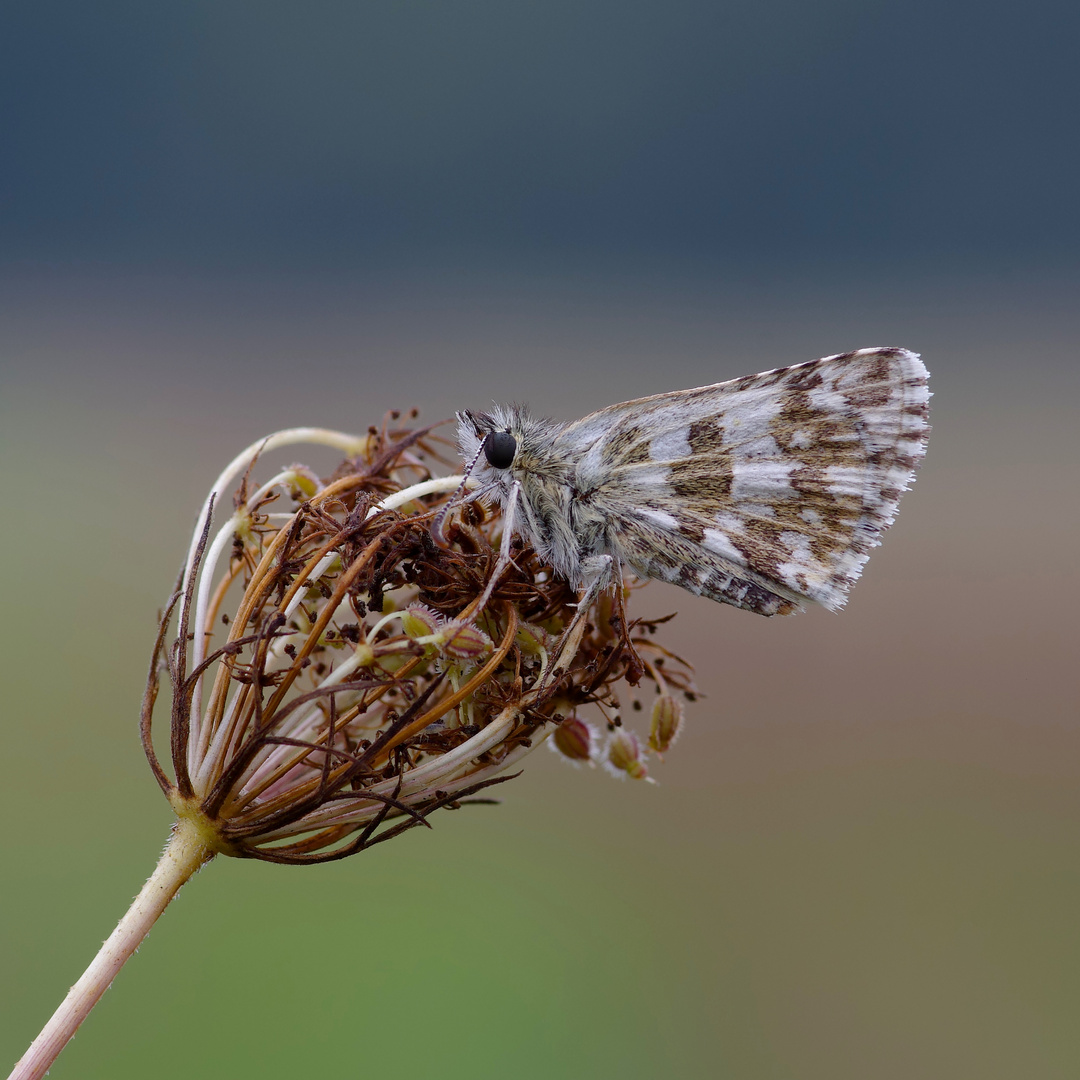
458 347 930 617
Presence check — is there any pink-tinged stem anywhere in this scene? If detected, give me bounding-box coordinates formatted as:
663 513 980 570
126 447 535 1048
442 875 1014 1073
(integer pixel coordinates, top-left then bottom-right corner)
8 819 217 1080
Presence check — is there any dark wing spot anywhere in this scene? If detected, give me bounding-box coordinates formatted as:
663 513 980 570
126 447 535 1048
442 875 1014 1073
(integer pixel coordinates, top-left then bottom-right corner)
687 419 726 454
671 460 732 502
604 424 652 466
846 384 893 409
672 420 732 502
784 368 824 392
678 519 705 545
867 353 892 381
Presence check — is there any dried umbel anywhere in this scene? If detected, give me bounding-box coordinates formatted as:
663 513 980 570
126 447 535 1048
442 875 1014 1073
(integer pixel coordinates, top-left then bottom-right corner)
11 420 693 1080
146 422 692 862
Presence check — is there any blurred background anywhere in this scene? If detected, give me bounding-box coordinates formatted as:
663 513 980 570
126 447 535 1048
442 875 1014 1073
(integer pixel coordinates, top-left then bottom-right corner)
2 2 1078 1078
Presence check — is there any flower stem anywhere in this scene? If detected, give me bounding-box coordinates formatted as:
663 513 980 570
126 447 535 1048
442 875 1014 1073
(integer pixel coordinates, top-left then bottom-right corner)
8 818 217 1080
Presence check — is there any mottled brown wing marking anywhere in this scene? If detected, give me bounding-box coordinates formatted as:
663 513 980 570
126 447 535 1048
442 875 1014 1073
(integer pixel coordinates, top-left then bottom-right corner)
670 460 733 502
670 418 734 501
612 515 799 616
678 519 706 545
600 423 652 467
725 527 787 586
847 382 894 409
688 418 725 453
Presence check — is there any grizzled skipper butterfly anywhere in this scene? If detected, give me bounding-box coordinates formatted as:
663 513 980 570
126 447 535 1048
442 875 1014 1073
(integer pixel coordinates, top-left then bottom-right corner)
457 347 930 623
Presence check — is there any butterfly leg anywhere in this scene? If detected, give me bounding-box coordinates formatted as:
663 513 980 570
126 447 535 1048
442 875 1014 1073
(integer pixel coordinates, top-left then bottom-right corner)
604 575 645 686
541 554 614 687
472 480 525 614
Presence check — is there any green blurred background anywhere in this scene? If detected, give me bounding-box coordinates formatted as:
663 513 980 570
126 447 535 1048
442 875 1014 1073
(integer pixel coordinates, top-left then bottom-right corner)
2 3 1079 1078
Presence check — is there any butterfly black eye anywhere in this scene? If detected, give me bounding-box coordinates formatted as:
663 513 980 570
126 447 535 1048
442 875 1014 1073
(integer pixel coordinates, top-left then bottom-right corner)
483 430 517 470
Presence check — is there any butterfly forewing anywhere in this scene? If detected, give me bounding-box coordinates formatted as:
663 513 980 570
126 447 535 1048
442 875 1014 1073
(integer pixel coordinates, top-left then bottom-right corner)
556 348 930 614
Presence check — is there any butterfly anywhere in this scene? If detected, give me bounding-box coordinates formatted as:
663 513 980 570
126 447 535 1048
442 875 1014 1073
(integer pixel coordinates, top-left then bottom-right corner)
458 347 930 619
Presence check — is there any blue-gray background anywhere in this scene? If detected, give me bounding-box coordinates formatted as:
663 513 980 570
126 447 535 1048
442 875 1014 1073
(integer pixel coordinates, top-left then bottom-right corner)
4 0 1079 271
3 3 1079 1078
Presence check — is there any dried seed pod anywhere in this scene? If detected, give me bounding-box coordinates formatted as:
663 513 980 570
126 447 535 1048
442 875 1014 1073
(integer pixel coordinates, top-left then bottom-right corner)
606 729 651 782
551 715 595 763
648 693 685 755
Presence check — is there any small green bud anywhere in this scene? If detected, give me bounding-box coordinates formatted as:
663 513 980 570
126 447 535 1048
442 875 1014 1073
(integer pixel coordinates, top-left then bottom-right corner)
515 622 551 656
441 620 493 660
401 603 442 640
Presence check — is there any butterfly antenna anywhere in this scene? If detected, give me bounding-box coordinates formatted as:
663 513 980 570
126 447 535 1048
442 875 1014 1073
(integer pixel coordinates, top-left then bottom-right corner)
430 438 486 548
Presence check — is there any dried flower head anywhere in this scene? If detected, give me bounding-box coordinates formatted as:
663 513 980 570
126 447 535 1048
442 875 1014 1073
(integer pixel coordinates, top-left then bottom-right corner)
13 418 701 1080
141 422 695 865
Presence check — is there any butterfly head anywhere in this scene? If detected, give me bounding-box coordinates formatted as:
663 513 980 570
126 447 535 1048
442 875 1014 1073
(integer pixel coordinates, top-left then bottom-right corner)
457 406 529 494
457 403 573 518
